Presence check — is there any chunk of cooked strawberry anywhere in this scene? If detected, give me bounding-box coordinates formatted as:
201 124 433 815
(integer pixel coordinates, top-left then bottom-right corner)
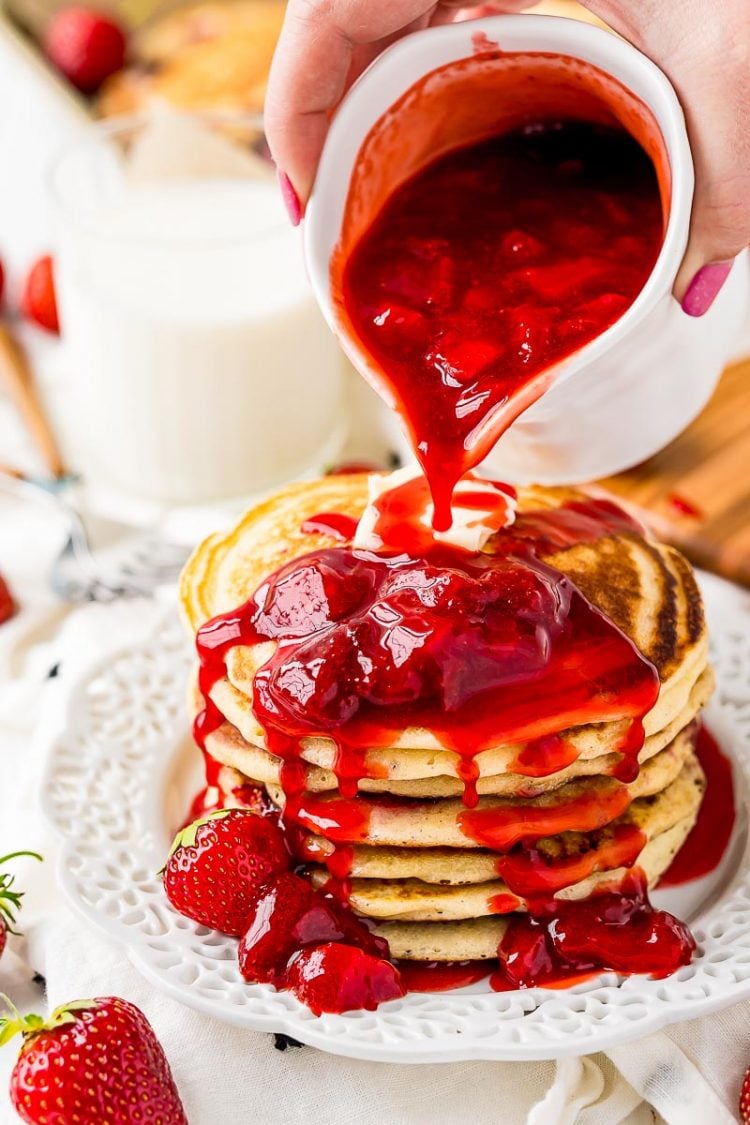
238 871 388 984
286 943 405 1015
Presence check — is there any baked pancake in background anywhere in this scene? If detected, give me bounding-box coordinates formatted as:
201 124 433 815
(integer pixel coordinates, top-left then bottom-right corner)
179 471 712 979
98 0 284 116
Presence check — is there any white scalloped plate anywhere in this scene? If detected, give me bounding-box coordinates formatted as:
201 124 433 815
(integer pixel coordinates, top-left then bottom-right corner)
40 575 750 1063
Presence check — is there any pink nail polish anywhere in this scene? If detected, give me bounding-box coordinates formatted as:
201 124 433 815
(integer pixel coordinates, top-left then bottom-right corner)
681 260 734 317
278 170 302 227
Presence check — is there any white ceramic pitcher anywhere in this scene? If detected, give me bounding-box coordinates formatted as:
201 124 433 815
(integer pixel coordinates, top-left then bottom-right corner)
304 14 748 484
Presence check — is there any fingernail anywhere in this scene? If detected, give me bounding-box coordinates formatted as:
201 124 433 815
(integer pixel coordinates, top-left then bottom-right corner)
681 260 734 317
278 170 302 226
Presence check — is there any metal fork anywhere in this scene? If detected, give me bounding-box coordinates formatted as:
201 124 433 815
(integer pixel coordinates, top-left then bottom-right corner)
0 472 189 602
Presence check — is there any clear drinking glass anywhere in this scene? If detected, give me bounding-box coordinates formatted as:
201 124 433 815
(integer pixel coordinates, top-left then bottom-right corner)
50 111 347 505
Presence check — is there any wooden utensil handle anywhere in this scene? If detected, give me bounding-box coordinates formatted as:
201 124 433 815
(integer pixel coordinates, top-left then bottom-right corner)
0 323 66 478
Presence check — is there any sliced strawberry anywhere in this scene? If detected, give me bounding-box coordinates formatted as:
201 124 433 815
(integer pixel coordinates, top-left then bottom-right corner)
21 256 59 334
424 333 502 384
163 809 288 936
286 943 405 1015
238 871 388 985
44 7 126 94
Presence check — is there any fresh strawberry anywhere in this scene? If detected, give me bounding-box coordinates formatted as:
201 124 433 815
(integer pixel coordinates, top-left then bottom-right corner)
163 809 288 936
238 871 388 985
0 852 42 958
21 256 59 334
44 6 126 94
1 995 187 1124
741 1067 750 1125
0 258 5 305
286 943 405 1015
0 574 16 626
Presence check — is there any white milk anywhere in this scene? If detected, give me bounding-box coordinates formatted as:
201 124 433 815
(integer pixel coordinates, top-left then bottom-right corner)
55 174 346 504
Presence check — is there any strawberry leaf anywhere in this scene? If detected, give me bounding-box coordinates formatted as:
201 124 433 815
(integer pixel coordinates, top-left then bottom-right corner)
166 809 235 858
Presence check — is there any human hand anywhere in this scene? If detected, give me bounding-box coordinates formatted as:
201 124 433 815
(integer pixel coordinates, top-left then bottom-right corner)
265 0 749 315
587 0 749 313
264 1 532 219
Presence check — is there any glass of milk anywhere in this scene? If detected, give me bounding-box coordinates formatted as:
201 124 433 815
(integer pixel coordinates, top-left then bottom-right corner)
50 112 347 506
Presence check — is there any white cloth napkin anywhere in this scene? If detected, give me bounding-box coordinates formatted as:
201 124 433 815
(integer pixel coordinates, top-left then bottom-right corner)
0 495 745 1125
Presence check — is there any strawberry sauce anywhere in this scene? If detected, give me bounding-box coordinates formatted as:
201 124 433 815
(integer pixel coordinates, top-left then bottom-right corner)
659 725 735 887
495 824 646 902
187 490 700 988
458 783 632 851
342 122 662 528
193 496 660 822
491 869 695 990
395 960 490 992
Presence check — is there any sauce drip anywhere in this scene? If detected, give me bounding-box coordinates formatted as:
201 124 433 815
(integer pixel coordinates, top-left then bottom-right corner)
659 726 735 887
364 472 516 556
491 868 695 990
342 122 662 528
458 783 632 851
495 823 646 902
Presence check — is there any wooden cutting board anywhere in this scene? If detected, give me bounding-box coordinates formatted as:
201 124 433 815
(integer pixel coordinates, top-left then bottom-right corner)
600 357 750 586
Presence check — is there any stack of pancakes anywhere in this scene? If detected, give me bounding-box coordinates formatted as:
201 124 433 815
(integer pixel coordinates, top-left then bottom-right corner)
179 475 711 961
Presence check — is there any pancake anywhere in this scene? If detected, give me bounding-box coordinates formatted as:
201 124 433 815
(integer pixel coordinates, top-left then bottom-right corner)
98 0 284 117
179 474 711 971
199 667 713 797
374 816 698 961
262 726 695 849
306 750 704 920
301 739 704 885
179 476 708 775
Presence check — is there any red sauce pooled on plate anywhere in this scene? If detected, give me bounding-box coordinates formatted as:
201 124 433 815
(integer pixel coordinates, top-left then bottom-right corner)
659 725 735 887
342 121 662 528
395 960 490 992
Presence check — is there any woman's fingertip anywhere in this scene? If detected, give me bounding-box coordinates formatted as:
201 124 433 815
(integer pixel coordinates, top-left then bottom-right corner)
278 170 303 226
680 259 734 317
